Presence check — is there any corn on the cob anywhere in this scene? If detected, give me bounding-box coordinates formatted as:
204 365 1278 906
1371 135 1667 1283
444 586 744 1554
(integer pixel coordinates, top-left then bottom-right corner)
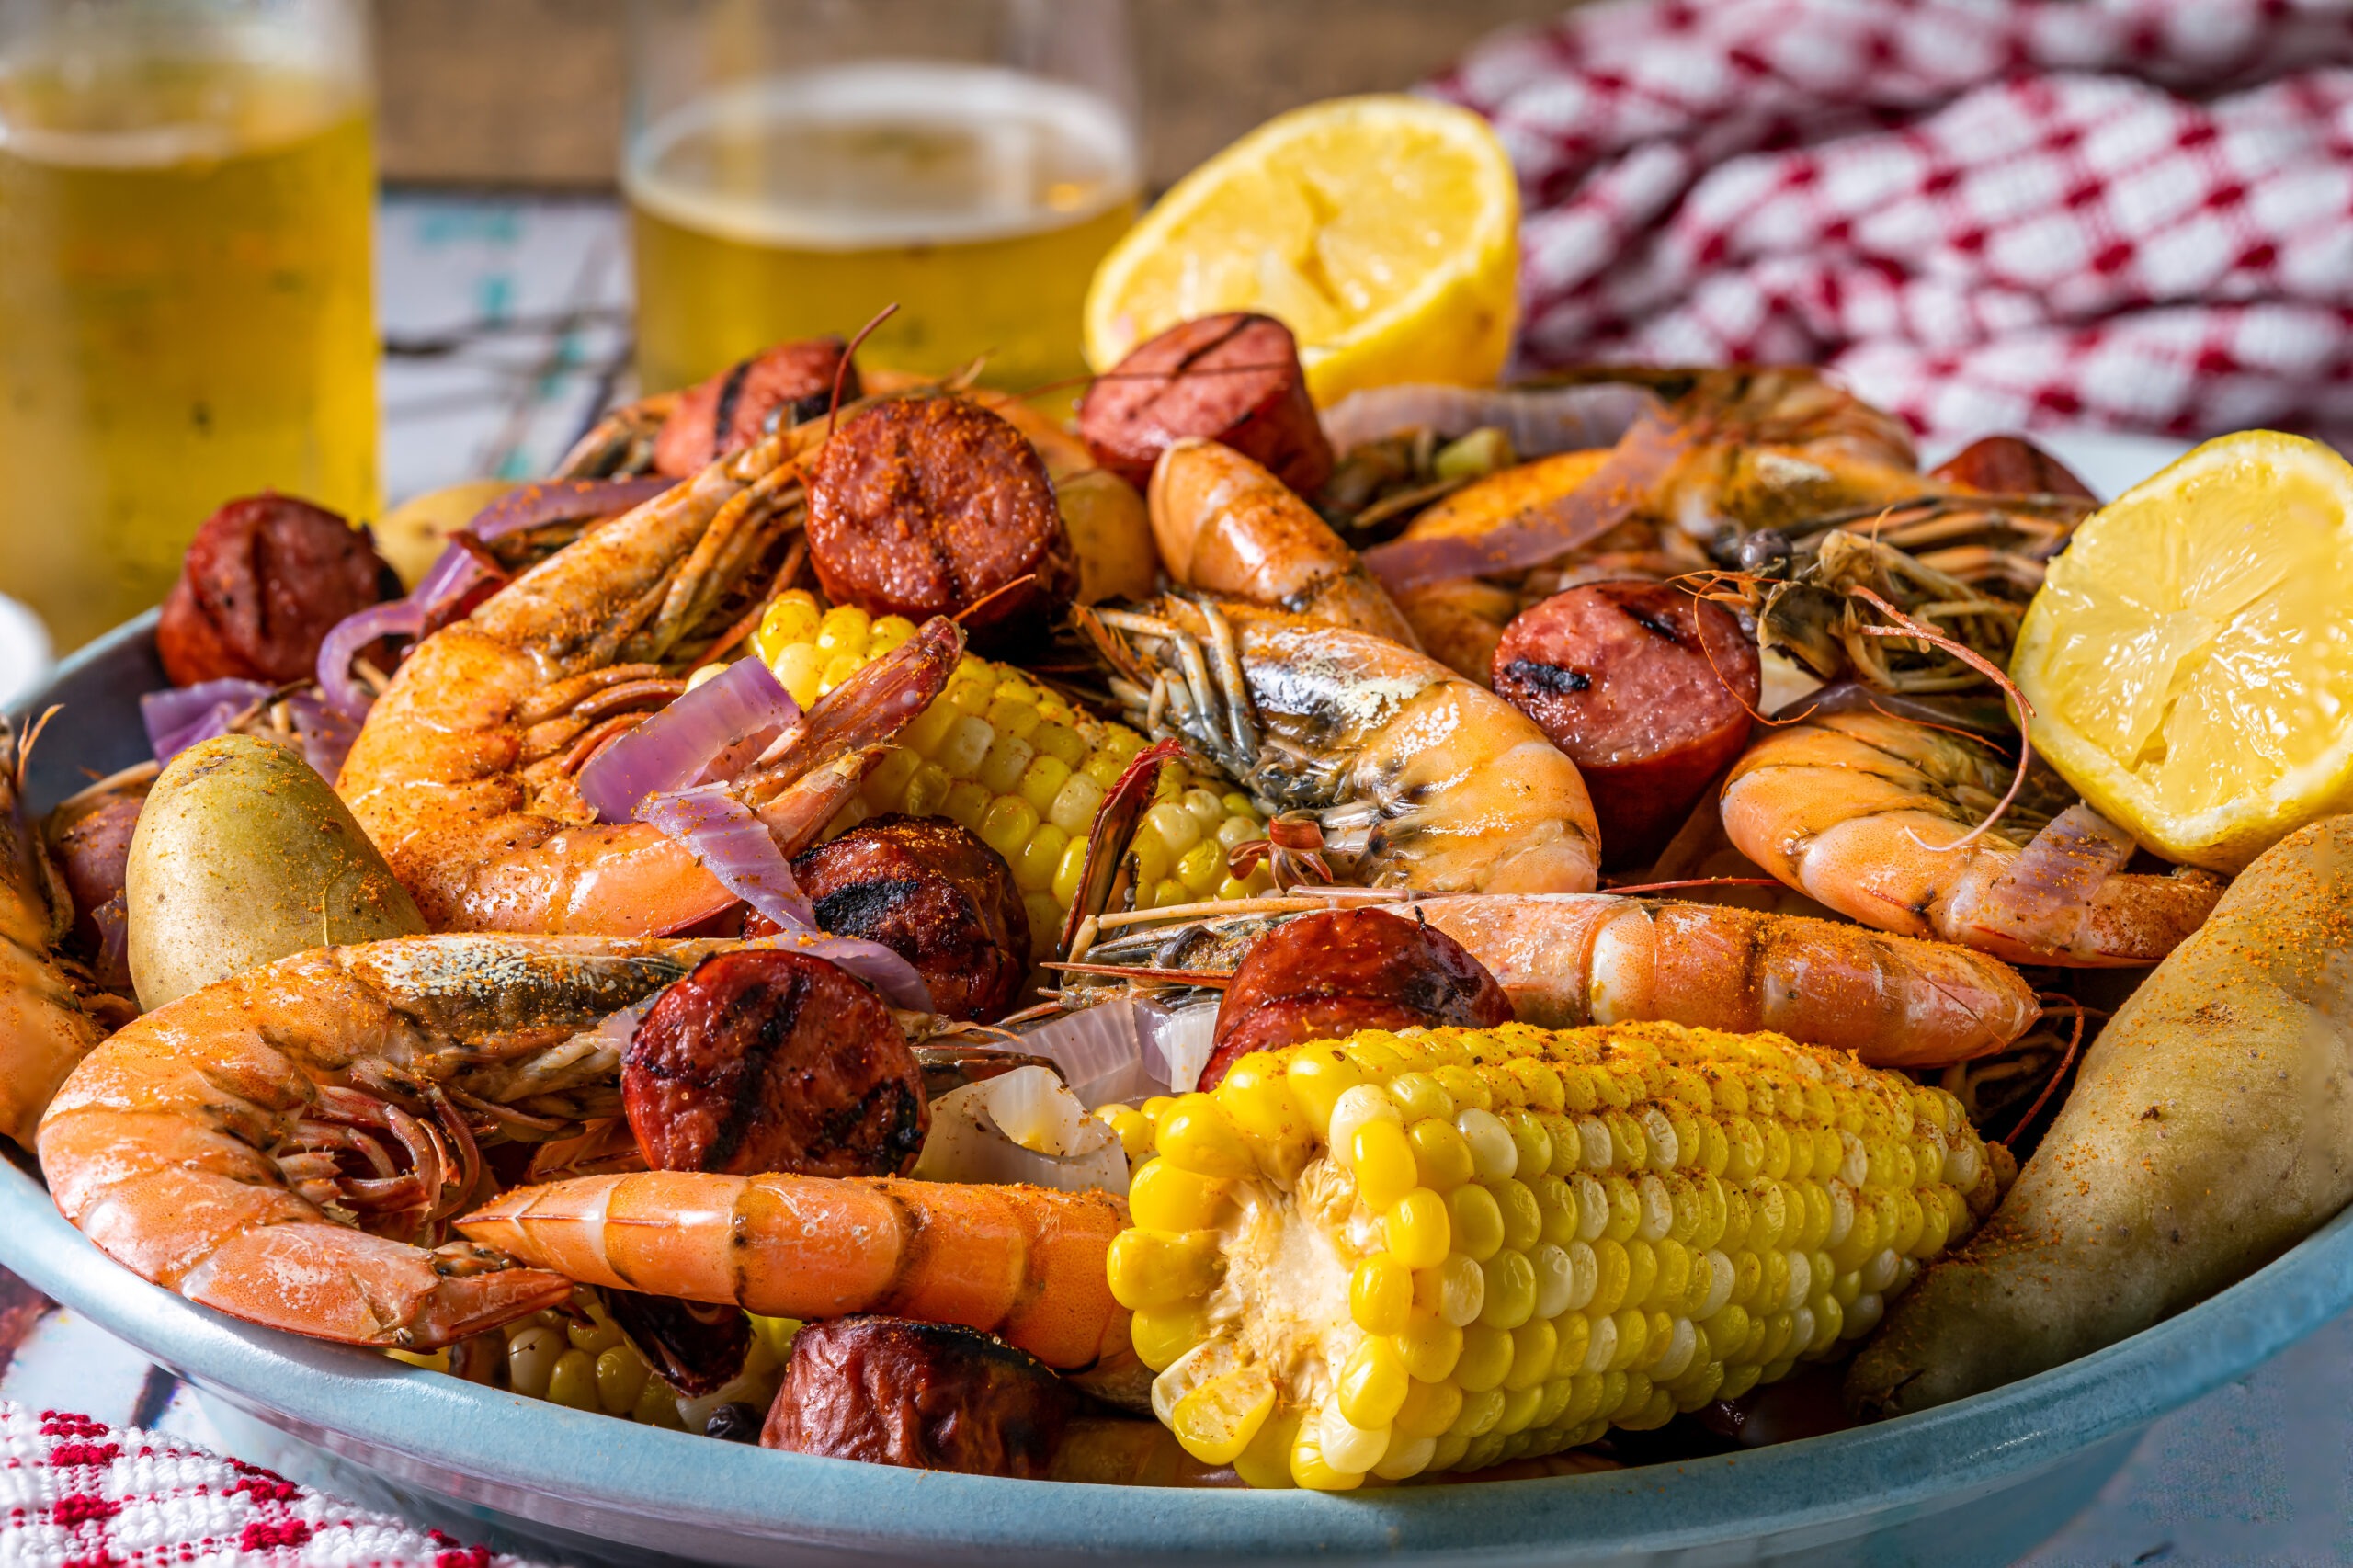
752 591 1275 956
1105 1020 2003 1489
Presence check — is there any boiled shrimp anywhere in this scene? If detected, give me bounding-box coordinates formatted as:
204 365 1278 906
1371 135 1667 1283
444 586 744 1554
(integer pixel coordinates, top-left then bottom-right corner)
1082 597 1599 895
1068 892 2040 1069
459 1170 1131 1374
337 414 965 934
1150 439 1420 646
0 717 110 1148
1721 709 2225 966
37 933 727 1346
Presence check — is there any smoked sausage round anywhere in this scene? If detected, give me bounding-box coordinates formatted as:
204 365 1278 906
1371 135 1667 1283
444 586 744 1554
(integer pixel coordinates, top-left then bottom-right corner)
762 1316 1075 1478
805 395 1077 645
783 813 1031 1023
1201 906 1513 1089
1927 435 2096 500
155 494 399 687
1492 581 1761 869
622 949 927 1177
653 337 861 479
1078 312 1334 495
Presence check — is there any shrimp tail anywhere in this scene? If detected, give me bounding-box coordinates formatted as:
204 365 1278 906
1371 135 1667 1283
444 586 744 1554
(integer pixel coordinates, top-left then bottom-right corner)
180 1226 573 1349
458 1172 1131 1372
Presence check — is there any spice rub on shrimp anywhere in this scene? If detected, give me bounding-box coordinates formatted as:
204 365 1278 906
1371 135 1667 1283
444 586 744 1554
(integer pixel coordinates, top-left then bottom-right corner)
1083 597 1600 895
37 933 727 1347
0 717 112 1148
336 414 966 935
1721 708 2225 967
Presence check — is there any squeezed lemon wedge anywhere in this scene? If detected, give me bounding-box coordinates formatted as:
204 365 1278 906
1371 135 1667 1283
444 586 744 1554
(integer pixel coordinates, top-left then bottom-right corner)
2010 430 2353 871
1083 95 1519 405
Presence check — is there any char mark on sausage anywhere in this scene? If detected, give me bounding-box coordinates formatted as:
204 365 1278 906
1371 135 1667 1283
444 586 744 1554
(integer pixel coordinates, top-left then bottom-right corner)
1078 312 1335 495
1200 906 1514 1088
155 494 401 687
622 949 928 1177
762 1316 1077 1478
783 813 1031 1023
653 336 863 478
1492 580 1761 870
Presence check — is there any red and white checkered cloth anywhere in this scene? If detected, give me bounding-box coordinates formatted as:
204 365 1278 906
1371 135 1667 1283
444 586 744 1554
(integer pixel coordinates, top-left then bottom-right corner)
1427 0 2353 444
0 1403 540 1568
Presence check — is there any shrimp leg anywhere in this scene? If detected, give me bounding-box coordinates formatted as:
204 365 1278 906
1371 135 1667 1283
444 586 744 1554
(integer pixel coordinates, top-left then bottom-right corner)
0 717 108 1148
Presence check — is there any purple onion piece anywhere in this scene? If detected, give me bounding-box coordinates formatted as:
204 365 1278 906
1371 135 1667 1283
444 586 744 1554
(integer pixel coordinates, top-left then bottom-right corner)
1320 381 1663 458
142 678 272 765
314 597 425 720
578 659 801 824
283 691 362 782
467 477 674 541
632 783 935 1012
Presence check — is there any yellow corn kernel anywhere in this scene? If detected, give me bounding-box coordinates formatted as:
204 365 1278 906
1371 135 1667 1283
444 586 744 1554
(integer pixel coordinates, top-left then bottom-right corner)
1337 1337 1411 1431
1233 1408 1303 1491
1406 1118 1477 1192
631 1379 682 1428
943 780 992 832
977 733 1037 797
1480 1249 1538 1330
984 694 1041 743
1457 1324 1514 1392
1383 1188 1451 1269
1353 1119 1419 1210
817 650 863 695
754 591 822 662
1506 1319 1557 1392
1051 837 1090 908
1143 800 1202 858
1394 1314 1465 1383
867 614 916 655
1448 1184 1506 1263
1017 754 1073 819
595 1345 649 1415
1106 1229 1222 1311
1176 838 1226 894
814 605 870 657
1351 1256 1415 1336
1014 824 1068 893
1172 1367 1278 1466
1131 1303 1211 1371
547 1347 600 1410
1157 1094 1256 1178
1130 1158 1228 1232
770 641 827 710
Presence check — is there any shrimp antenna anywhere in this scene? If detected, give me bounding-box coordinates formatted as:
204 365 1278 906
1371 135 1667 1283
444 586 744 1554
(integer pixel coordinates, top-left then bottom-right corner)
825 302 900 446
954 573 1039 626
1850 585 2037 856
16 704 62 795
1998 994 2091 1147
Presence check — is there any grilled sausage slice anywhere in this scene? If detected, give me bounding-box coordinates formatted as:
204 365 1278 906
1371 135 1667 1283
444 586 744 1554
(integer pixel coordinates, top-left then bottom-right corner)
780 813 1031 1023
805 395 1077 646
652 337 860 478
1492 581 1761 869
1201 906 1514 1088
155 494 399 686
762 1316 1076 1478
1078 312 1334 495
622 949 927 1177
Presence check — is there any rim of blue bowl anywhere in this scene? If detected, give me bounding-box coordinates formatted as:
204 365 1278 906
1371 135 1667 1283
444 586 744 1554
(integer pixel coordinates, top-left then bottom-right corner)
8 610 2350 1560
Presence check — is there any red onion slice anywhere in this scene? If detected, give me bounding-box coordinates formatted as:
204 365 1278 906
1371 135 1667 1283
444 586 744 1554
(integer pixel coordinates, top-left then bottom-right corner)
1322 381 1661 459
1361 407 1693 594
1013 994 1222 1108
578 658 801 824
467 477 674 541
142 677 274 763
740 927 937 1015
314 597 425 719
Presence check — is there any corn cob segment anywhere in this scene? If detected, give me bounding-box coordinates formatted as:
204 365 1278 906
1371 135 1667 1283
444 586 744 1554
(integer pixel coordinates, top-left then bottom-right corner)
1105 1020 2004 1489
752 591 1275 958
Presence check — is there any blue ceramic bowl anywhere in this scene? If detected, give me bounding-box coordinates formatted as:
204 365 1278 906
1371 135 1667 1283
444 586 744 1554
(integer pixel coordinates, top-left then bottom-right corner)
9 611 2350 1568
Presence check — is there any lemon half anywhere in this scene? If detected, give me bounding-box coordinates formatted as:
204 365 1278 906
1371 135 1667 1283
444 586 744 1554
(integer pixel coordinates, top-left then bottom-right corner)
1083 95 1519 406
2011 430 2353 871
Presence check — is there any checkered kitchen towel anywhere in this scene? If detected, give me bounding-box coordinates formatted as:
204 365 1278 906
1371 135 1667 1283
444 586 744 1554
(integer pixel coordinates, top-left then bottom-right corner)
0 1404 539 1568
1428 0 2353 443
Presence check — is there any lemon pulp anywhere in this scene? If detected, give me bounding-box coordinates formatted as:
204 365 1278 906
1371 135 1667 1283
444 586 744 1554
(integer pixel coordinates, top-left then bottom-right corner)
2011 430 2353 870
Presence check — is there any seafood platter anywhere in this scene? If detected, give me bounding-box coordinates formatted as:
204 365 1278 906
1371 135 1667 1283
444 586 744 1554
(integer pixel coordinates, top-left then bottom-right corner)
7 97 2353 1568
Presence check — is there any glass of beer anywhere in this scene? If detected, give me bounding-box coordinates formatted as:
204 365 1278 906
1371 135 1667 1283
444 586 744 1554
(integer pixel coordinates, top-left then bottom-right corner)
624 0 1139 398
0 0 377 652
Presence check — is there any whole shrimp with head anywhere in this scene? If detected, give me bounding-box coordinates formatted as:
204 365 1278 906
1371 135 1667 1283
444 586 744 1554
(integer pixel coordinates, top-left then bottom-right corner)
1722 705 2224 966
335 409 967 937
1080 597 1599 895
36 932 735 1346
0 716 112 1149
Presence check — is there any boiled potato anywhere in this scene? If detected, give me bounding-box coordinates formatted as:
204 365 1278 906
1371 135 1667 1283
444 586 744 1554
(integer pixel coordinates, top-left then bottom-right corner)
374 478 515 589
1057 469 1158 605
126 735 426 1010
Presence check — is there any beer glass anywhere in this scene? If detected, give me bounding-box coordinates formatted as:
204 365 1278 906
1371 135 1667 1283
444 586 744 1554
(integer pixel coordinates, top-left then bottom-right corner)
0 0 378 651
624 0 1140 397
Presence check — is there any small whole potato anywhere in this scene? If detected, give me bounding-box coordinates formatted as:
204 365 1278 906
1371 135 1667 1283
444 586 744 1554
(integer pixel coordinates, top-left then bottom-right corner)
374 478 517 589
126 734 426 1011
1055 469 1158 605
